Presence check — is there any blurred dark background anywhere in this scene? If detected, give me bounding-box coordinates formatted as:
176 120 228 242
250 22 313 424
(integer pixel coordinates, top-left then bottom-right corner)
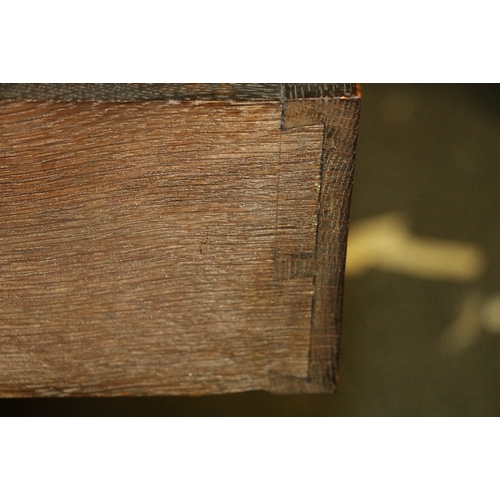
2 83 499 416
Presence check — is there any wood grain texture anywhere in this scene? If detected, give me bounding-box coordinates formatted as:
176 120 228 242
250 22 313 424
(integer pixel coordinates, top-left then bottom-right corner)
0 84 282 102
0 83 360 102
271 93 360 393
0 84 360 396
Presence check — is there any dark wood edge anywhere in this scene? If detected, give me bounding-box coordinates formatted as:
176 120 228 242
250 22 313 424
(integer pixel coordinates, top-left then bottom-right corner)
0 83 360 102
284 83 361 100
270 90 361 394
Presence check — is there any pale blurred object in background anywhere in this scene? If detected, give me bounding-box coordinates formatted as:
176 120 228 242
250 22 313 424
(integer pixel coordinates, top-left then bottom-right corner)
346 212 486 281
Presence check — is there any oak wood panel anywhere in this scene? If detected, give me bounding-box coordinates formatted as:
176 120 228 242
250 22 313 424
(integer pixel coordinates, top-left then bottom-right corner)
0 98 325 396
0 84 361 396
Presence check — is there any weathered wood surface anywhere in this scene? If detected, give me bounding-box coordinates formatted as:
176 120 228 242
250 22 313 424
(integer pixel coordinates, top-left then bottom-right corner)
0 83 360 102
0 84 360 396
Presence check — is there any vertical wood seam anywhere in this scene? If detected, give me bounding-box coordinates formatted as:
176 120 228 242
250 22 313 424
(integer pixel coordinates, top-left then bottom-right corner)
269 86 360 393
